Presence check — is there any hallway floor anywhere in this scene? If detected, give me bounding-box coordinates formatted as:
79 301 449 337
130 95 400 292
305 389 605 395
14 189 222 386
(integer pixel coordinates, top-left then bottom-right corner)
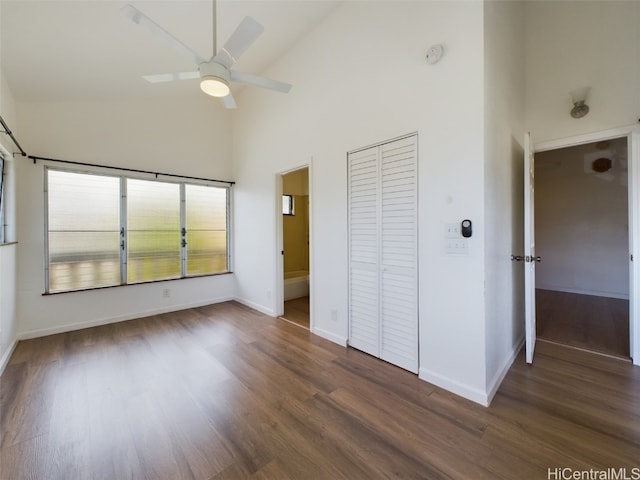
536 289 629 358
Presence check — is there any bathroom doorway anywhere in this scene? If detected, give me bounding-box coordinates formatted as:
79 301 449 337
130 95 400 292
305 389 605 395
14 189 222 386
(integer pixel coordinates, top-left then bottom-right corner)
280 167 310 329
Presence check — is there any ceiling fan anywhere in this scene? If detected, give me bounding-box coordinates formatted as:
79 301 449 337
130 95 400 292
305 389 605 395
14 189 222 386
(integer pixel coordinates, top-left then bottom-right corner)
120 2 292 109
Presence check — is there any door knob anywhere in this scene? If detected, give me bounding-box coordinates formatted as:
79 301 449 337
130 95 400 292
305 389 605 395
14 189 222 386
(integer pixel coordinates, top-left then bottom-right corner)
511 255 524 261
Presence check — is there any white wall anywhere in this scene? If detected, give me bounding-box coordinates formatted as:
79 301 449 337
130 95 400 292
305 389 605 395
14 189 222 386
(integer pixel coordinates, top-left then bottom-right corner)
233 1 490 402
535 141 629 298
483 0 526 401
525 0 640 143
14 96 236 338
0 0 20 371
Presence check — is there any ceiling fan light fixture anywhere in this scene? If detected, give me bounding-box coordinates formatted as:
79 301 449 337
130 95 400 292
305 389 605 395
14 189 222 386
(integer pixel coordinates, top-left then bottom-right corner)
200 75 230 97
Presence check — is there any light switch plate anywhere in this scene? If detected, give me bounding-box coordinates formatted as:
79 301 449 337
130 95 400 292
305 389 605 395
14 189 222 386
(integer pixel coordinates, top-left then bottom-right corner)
446 239 468 255
445 223 460 238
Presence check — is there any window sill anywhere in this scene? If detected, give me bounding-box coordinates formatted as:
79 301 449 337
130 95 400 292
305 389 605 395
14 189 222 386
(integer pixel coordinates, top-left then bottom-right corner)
42 270 234 295
0 241 18 248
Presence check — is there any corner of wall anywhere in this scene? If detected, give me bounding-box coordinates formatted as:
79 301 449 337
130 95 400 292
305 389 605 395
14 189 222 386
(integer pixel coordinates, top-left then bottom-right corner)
311 327 347 347
419 368 491 407
233 296 277 318
485 335 524 405
0 47 20 373
0 338 18 375
482 0 526 402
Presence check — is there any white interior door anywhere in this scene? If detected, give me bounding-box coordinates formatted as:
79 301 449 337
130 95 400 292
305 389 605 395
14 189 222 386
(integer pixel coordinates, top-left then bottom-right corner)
379 136 418 373
348 146 380 357
524 132 536 363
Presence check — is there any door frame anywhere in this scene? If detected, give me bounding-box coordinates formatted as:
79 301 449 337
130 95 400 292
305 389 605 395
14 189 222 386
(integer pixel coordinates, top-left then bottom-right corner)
524 133 536 363
533 125 640 365
275 162 313 329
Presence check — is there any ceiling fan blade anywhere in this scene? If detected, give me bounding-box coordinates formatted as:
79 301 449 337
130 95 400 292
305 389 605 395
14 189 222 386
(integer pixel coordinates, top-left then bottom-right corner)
214 16 264 69
221 92 237 109
142 71 200 83
230 70 292 93
121 4 205 65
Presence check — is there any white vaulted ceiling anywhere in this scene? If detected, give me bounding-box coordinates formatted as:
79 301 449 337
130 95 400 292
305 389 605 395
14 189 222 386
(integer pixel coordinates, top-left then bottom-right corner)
1 0 341 103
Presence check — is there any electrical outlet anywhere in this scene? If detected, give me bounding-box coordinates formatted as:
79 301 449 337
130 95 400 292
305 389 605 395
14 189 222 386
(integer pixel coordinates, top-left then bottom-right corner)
162 288 170 298
266 290 272 300
331 309 338 322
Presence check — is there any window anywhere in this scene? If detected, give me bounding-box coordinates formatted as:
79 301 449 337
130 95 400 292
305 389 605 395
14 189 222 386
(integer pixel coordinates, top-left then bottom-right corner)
0 154 5 243
45 168 230 293
0 148 15 245
127 179 181 283
185 184 228 275
47 170 121 292
282 194 294 215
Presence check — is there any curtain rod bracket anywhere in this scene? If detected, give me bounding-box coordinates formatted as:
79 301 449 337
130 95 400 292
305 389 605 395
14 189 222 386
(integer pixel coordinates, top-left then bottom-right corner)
0 114 28 157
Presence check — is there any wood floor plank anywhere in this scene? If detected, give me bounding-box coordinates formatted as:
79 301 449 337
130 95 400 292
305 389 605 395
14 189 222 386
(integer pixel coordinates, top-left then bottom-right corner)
327 386 498 480
1 361 59 448
87 392 145 480
1 300 639 479
0 433 53 480
125 390 197 480
536 289 630 357
302 392 452 480
281 296 310 329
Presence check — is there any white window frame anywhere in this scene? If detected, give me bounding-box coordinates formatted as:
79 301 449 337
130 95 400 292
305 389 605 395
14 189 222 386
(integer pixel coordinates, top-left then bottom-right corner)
0 143 12 245
0 154 5 244
282 194 295 215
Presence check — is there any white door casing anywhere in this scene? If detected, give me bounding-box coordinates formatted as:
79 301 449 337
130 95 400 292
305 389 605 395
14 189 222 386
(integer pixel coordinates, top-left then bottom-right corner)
524 132 536 364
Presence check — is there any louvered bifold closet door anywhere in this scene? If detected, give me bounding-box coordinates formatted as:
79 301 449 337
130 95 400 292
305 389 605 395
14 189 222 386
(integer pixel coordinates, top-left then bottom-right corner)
348 134 418 373
380 136 418 373
348 146 380 357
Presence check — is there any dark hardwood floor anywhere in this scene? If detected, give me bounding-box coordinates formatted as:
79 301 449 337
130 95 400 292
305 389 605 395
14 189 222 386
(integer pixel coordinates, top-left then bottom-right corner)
281 296 310 329
536 289 630 358
1 301 639 479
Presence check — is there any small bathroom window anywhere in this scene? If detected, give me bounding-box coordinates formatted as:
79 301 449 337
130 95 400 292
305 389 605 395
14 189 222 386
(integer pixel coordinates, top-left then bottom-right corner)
282 194 295 215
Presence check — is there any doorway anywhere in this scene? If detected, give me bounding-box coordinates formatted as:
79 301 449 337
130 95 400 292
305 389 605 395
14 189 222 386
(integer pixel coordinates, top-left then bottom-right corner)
279 167 310 329
534 137 630 358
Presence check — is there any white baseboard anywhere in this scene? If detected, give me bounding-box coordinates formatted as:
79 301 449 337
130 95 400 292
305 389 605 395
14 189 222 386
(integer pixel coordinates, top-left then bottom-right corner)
419 337 525 407
486 336 525 405
231 298 347 347
0 338 18 375
18 296 234 340
419 367 490 407
536 285 629 300
233 297 276 317
312 327 348 347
